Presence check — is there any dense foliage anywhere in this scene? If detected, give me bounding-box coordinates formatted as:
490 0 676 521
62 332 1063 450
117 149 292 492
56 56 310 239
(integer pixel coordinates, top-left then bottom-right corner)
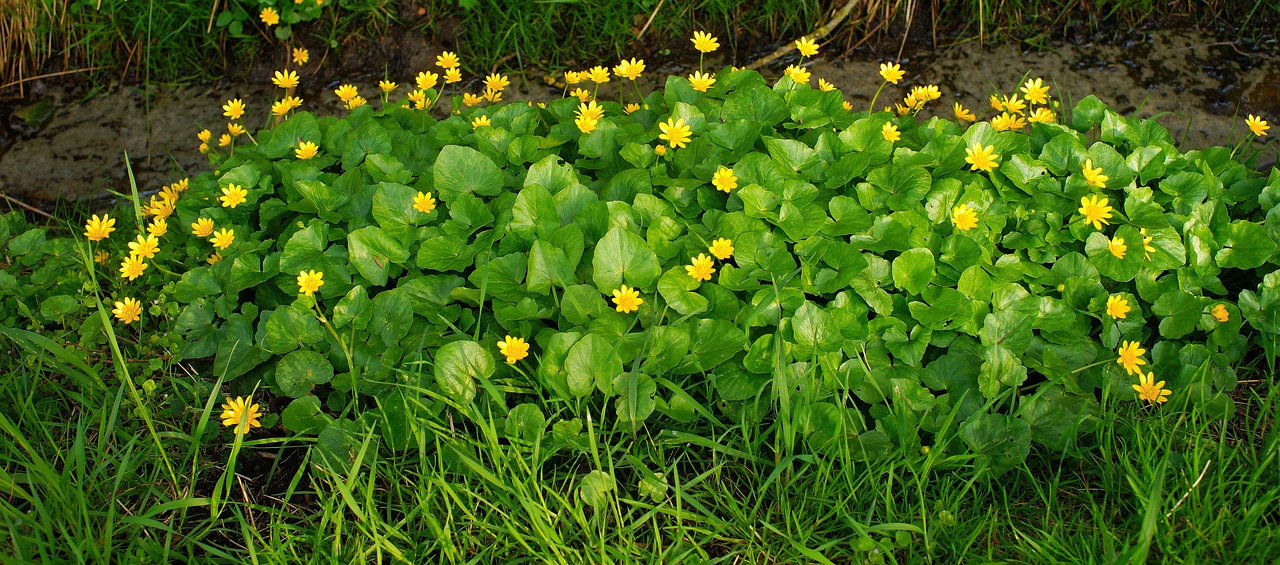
3 67 1278 478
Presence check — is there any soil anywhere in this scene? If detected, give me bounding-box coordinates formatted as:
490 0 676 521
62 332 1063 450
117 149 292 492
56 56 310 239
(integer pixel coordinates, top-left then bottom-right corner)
0 27 1276 208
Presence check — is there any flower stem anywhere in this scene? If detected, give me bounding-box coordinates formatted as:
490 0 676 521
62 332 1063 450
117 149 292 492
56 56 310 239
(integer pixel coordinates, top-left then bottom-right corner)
868 81 887 116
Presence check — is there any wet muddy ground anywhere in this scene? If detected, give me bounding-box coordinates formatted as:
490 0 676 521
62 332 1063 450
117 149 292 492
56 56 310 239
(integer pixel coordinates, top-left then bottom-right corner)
0 28 1276 207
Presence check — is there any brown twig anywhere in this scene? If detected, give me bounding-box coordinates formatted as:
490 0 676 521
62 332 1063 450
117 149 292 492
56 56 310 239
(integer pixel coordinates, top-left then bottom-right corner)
747 0 862 70
0 67 102 90
1166 459 1212 519
635 0 667 41
0 192 54 220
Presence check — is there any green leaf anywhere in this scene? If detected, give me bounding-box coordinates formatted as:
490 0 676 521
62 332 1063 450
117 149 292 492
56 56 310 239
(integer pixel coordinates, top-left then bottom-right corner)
434 145 504 201
579 470 615 509
504 403 546 443
721 84 788 126
333 285 372 330
613 372 657 429
281 396 330 434
276 349 334 397
892 248 935 296
261 305 324 355
657 267 709 316
960 413 1031 475
343 121 393 170
39 295 79 320
347 226 409 286
565 334 623 397
527 240 575 295
1215 220 1276 269
1151 290 1201 339
864 162 932 211
510 185 558 241
592 226 662 292
434 340 494 403
792 301 842 355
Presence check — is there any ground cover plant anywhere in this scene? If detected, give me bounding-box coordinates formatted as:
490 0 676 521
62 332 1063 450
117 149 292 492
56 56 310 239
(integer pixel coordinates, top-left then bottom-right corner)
2 34 1279 562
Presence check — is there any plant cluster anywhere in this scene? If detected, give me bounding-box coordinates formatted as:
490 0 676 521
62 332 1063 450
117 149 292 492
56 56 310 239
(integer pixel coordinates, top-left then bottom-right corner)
4 34 1278 478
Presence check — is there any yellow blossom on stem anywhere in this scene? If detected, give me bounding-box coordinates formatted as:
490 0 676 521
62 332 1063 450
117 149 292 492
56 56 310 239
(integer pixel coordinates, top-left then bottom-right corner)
147 218 168 237
991 112 1026 131
1133 371 1171 404
843 100 853 111
1021 78 1050 105
691 31 719 53
564 70 583 85
709 238 734 260
260 7 279 26
1117 340 1147 376
1245 114 1269 137
989 94 1004 112
569 88 591 103
127 234 159 260
818 78 835 92
463 92 483 107
794 36 818 58
576 100 605 122
1078 195 1113 230
614 58 645 81
879 62 904 84
1108 237 1127 259
198 129 212 143
436 51 460 69
414 191 436 214
119 255 147 281
1140 228 1156 260
379 80 398 93
222 99 246 120
292 47 309 65
470 115 491 128
881 122 900 143
444 68 461 84
497 336 530 364
1000 94 1026 114
296 140 319 160
952 204 979 231
84 214 116 241
575 116 599 134
612 285 643 313
587 66 611 84
207 252 223 265
221 396 263 435
965 143 1000 173
94 250 110 264
113 297 142 324
659 117 691 149
654 144 667 156
210 228 235 250
272 69 299 89
334 84 358 102
1082 159 1109 188
483 88 502 103
953 102 976 122
1105 294 1130 319
296 270 324 296
220 184 248 208
688 71 716 92
218 133 232 147
625 103 641 114
228 122 246 137
346 96 367 109
484 73 510 92
1211 303 1229 322
784 65 810 84
711 166 737 192
686 254 716 282
191 218 215 237
1028 107 1056 123
416 71 439 91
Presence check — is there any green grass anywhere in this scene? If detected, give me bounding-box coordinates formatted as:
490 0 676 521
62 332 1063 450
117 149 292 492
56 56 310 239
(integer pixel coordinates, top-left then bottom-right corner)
2 321 1277 562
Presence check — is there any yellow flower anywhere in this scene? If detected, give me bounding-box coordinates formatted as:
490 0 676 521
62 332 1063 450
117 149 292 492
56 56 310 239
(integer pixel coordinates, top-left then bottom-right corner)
436 51 460 69
688 71 716 92
222 98 246 120
881 122 900 143
379 80 398 93
292 47 309 65
1105 295 1130 319
172 178 189 192
271 99 293 116
198 129 212 143
654 144 668 156
296 140 319 160
94 250 110 264
1245 114 1269 137
1021 78 1050 105
708 238 734 260
497 336 530 365
260 7 279 26
879 62 904 84
220 184 248 208
404 89 426 110
575 116 598 134
1000 94 1027 114
794 36 819 58
147 194 176 219
112 297 143 324
951 204 978 231
346 96 367 109
1108 236 1127 259
1140 228 1156 260
207 252 223 265
686 253 716 282
416 71 439 91
576 100 605 122
843 100 853 111
587 66 611 84
444 68 462 84
1117 340 1147 376
625 103 641 114
147 218 168 237
614 58 645 81
569 88 591 103
953 102 976 122
912 84 941 102
1078 195 1113 230
272 69 299 89
612 285 643 313
989 94 1004 112
414 191 437 214
1211 303 1229 322
659 117 692 149
1132 371 1171 404
1028 107 1056 123
784 65 810 84
1082 159 1109 188
127 234 159 260
228 122 246 137
220 396 263 435
564 70 583 85
484 73 510 92
191 218 216 237
296 270 324 296
84 214 116 242
691 31 720 53
965 143 1000 173
483 88 502 103
991 112 1026 131
711 166 737 192
463 92 483 107
817 78 835 92
334 84 358 102
210 228 235 250
119 255 148 281
218 133 232 147
472 115 491 128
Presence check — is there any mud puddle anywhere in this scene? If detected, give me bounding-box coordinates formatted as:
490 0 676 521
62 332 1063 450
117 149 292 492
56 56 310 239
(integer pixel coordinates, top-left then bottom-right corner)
0 28 1275 207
